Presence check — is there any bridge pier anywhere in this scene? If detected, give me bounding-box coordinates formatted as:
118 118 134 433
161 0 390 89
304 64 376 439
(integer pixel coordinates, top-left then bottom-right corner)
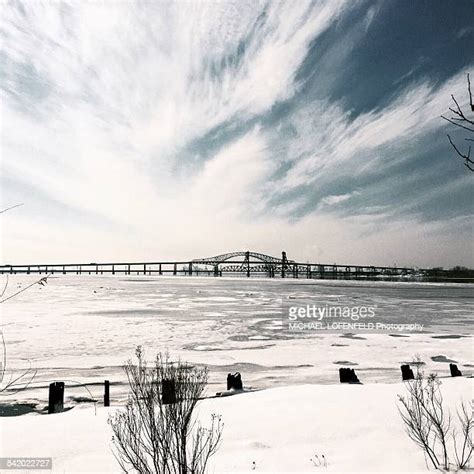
281 251 287 278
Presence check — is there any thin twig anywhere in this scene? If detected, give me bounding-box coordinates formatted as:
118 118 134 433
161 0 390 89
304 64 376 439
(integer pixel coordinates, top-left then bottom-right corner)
468 73 473 112
441 115 474 133
0 204 24 215
0 275 51 304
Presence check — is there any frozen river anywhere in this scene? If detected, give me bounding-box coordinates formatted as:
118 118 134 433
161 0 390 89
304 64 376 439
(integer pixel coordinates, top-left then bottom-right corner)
1 275 473 407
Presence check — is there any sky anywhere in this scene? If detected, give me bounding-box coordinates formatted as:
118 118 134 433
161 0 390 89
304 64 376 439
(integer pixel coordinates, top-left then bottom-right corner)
1 0 473 268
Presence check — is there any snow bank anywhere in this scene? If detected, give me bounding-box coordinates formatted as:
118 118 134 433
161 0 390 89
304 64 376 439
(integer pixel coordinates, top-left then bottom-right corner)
1 378 472 472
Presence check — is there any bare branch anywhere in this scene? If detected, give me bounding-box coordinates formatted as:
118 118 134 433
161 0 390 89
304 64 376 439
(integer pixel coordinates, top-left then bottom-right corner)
0 204 24 215
0 275 51 304
443 74 474 172
447 134 472 161
469 73 473 112
0 275 8 299
442 115 474 133
449 95 474 125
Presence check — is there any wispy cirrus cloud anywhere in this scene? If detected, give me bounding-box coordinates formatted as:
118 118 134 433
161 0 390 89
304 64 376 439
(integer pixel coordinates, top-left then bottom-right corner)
1 0 472 267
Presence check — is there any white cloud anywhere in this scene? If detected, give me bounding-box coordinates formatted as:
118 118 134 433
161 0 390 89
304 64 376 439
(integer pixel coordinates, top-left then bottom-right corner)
0 1 472 267
276 69 473 190
1 0 348 218
321 193 356 206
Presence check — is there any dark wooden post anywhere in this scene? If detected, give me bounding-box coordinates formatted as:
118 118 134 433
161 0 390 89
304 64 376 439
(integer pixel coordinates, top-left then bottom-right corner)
401 364 414 381
48 382 64 414
227 372 243 390
449 364 462 377
339 368 360 384
162 379 177 404
104 380 110 406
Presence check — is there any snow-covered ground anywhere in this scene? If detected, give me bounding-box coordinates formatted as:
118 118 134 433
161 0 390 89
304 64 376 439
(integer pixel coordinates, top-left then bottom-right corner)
0 378 472 472
0 275 473 472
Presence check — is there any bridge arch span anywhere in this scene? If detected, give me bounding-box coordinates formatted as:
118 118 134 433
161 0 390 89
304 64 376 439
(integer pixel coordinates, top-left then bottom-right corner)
192 251 293 265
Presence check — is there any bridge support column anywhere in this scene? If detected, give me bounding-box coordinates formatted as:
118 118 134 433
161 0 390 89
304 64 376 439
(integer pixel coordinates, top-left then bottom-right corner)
245 251 250 277
214 265 219 277
189 263 193 276
281 251 287 278
159 264 162 275
173 264 177 275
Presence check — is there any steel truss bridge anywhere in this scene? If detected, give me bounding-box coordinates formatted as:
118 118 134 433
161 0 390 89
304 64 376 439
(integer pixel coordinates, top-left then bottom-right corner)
0 250 428 280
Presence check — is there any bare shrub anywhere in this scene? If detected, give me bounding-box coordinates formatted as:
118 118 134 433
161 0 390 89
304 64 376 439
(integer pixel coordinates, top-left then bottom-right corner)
453 402 474 470
398 362 473 471
108 347 223 474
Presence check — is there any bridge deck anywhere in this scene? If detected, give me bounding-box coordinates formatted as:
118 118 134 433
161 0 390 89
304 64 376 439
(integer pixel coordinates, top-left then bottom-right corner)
0 260 421 279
